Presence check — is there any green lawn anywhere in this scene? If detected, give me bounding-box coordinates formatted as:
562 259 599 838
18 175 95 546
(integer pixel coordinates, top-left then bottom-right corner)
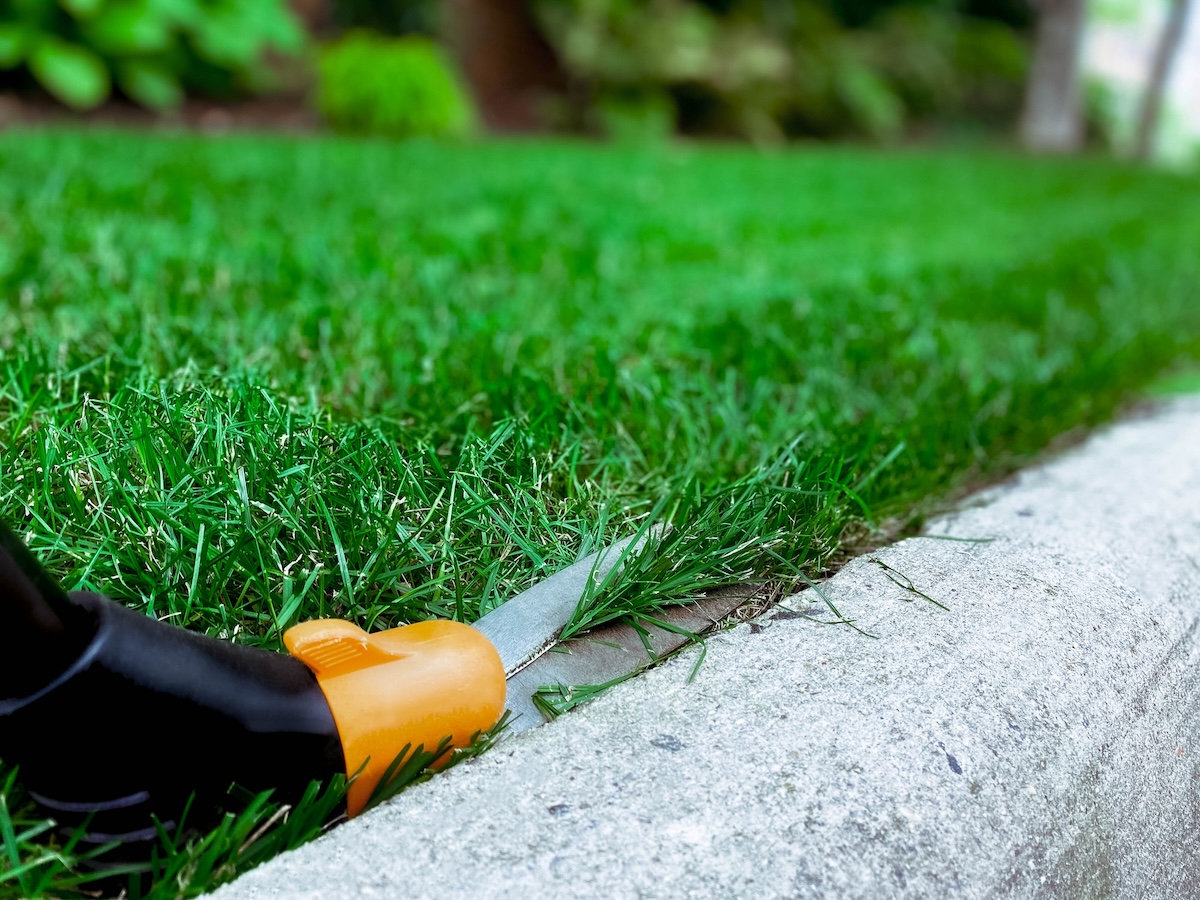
2 131 1199 896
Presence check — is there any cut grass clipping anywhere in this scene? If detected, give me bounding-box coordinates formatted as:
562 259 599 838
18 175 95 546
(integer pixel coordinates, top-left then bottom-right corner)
1 132 1199 896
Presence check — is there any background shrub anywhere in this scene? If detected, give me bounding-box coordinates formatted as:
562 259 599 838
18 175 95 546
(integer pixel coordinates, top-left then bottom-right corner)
316 31 474 138
532 0 1029 142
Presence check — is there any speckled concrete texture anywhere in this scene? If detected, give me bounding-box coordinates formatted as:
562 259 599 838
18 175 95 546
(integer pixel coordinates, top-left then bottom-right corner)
214 398 1200 900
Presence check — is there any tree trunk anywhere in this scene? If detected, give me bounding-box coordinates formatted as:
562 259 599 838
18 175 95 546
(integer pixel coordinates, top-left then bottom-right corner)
1132 0 1194 161
1019 0 1088 152
289 0 332 35
442 0 566 132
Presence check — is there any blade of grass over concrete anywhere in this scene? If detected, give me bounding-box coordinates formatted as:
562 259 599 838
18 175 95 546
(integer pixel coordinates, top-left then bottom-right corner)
1 133 1199 895
869 558 947 610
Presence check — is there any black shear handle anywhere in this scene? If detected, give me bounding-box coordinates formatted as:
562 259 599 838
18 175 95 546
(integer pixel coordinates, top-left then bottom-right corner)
0 517 97 699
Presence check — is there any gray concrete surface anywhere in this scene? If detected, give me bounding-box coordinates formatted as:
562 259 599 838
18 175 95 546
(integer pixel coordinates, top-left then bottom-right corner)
215 398 1200 900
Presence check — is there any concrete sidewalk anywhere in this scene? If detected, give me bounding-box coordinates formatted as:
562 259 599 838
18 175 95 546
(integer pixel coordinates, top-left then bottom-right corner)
215 398 1200 900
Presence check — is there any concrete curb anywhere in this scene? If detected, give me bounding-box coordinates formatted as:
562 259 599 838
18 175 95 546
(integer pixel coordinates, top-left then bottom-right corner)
214 397 1200 900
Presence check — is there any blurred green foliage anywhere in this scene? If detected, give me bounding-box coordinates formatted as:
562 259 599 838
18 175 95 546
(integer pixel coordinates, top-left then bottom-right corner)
316 31 474 137
534 0 1028 141
329 0 438 36
0 0 305 110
